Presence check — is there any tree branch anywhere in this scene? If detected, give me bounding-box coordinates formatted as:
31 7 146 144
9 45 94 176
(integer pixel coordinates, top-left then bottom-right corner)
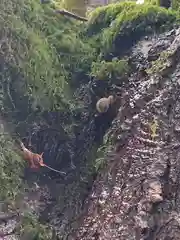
55 9 88 22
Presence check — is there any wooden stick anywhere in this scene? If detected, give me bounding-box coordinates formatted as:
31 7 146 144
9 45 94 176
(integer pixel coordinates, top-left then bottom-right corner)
55 9 88 22
43 164 66 175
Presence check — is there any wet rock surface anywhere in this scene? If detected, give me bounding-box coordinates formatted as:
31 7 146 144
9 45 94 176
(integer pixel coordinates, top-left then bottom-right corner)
73 27 180 240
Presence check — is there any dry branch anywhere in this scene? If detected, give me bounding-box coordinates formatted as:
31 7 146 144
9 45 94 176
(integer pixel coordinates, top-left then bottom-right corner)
55 9 88 22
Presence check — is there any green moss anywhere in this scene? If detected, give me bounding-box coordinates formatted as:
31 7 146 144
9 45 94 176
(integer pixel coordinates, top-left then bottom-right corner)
0 0 95 112
147 50 173 75
103 5 177 55
0 129 52 238
0 0 96 235
172 0 180 10
91 58 130 84
1 0 180 236
144 0 159 5
87 2 178 57
94 131 113 172
0 133 24 201
95 146 106 172
87 2 138 36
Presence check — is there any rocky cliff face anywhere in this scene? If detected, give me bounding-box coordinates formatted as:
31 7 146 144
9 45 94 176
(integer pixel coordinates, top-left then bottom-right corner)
1 1 180 239
73 27 180 240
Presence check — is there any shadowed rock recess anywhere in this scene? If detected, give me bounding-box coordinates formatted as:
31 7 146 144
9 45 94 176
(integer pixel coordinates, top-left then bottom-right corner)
74 28 180 240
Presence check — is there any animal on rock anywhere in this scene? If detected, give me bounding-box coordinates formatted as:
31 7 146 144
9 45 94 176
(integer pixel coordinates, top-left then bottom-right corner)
96 95 115 114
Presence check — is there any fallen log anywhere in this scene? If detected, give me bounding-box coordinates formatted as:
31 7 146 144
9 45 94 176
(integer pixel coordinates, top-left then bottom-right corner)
55 9 88 22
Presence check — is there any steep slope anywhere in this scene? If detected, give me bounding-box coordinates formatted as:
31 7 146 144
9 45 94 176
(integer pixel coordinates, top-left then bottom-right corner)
0 0 95 239
74 27 180 240
1 1 180 239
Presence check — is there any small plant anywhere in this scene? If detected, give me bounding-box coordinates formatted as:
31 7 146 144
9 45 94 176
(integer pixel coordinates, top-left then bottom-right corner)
91 58 130 84
147 50 173 74
94 131 113 172
95 145 106 172
148 117 159 140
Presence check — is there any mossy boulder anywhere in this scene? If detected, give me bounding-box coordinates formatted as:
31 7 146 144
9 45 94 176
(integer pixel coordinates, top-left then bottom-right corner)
1 0 180 238
0 0 95 113
87 2 178 58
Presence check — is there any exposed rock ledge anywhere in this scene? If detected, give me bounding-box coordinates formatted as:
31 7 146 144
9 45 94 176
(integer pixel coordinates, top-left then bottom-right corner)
73 27 180 240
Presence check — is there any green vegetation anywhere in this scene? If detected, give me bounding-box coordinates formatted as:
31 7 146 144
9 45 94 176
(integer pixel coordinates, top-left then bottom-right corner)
1 0 176 114
95 145 107 172
95 130 113 171
147 49 174 75
19 212 52 240
144 0 159 5
0 0 95 113
0 0 95 238
87 2 138 36
172 0 180 10
87 2 178 56
0 133 24 201
1 0 180 238
61 0 87 17
145 0 180 10
91 58 130 84
0 131 52 239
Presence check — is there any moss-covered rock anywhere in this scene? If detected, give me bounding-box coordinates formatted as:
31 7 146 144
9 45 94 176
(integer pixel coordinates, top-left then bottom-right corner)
87 2 178 58
2 0 180 238
0 0 95 113
91 58 130 84
87 2 138 36
0 0 95 237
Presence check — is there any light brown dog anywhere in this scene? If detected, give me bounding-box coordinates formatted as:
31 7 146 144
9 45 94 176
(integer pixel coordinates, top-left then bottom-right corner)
20 141 44 169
